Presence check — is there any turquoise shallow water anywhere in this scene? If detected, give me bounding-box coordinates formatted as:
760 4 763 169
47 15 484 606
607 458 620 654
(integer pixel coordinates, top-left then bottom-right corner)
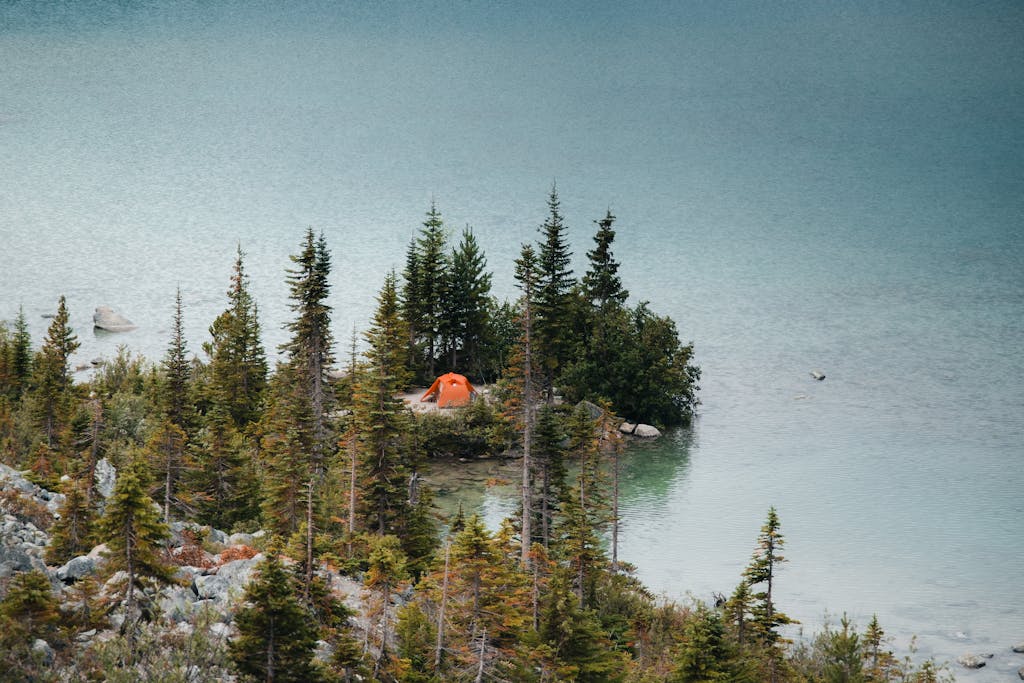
2 2 1022 676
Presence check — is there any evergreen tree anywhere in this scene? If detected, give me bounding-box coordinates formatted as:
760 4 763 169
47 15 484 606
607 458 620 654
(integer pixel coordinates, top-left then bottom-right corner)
539 569 625 682
400 234 425 377
1 306 32 400
820 614 866 683
99 456 173 620
532 404 568 549
162 287 192 431
31 296 80 448
742 507 793 683
582 210 628 308
365 535 409 679
354 275 428 558
445 226 492 374
145 418 188 524
0 570 62 681
281 228 333 477
671 604 740 683
534 185 575 402
206 247 267 429
45 475 97 565
261 366 313 536
193 402 260 531
402 203 449 379
230 553 322 683
13 306 33 393
512 244 540 567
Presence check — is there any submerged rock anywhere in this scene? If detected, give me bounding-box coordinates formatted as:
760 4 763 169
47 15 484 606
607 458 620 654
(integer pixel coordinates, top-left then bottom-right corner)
957 652 993 669
93 306 136 332
633 424 662 438
810 370 826 381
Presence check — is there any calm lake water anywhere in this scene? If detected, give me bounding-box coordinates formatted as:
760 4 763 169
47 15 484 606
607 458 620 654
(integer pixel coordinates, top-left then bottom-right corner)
2 2 1022 676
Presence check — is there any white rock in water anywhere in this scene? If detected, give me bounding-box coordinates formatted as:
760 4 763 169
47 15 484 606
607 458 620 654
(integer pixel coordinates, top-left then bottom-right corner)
619 422 637 435
93 306 136 332
810 370 826 381
956 652 992 669
633 424 662 438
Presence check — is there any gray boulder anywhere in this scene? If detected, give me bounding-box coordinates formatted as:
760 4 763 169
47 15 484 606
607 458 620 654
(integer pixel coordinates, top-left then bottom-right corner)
193 574 232 602
216 554 263 588
1018 664 1024 681
206 527 229 546
93 306 136 332
0 544 35 578
633 424 662 438
957 652 993 669
57 555 97 583
1013 642 1024 653
575 400 604 421
227 532 255 547
31 639 54 666
619 422 637 435
94 458 117 499
158 589 194 623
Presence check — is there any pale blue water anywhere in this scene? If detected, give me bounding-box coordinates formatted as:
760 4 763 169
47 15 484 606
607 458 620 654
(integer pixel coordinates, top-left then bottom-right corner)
2 2 1022 677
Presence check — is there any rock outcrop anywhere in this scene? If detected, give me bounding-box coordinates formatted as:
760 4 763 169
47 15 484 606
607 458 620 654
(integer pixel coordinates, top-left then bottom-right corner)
92 306 136 332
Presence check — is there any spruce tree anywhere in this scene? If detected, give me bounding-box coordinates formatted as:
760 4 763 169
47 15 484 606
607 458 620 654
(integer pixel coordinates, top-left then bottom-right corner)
512 244 540 568
354 274 418 539
145 418 188 524
163 287 192 431
407 202 449 378
534 185 575 402
540 569 625 682
99 456 173 619
445 226 492 374
206 247 267 429
230 553 321 683
31 296 80 448
1 306 32 400
365 535 409 679
46 476 97 565
582 210 628 308
0 570 62 680
671 604 738 683
400 234 425 377
742 507 793 683
281 228 333 477
261 365 314 537
533 404 568 549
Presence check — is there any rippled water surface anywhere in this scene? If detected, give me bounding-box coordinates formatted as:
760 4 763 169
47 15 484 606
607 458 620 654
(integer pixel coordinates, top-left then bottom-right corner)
2 2 1022 677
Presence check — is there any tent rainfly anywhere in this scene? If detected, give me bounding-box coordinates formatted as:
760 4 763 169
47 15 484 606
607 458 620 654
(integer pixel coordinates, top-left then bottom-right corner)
420 372 477 408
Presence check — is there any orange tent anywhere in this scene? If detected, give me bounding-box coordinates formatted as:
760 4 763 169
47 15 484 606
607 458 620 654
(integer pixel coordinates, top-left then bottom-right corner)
420 372 477 408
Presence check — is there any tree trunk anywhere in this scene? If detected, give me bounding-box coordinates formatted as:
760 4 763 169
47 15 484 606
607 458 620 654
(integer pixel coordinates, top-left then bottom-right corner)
434 540 450 669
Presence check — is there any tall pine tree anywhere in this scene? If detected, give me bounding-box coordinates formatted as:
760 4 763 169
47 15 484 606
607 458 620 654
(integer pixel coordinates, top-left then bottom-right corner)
163 287 192 431
445 226 492 375
31 296 80 449
534 185 575 402
206 247 267 430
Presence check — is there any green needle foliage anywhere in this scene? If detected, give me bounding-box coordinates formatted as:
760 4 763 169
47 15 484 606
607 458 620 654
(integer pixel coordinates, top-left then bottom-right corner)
99 456 174 613
230 553 322 683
